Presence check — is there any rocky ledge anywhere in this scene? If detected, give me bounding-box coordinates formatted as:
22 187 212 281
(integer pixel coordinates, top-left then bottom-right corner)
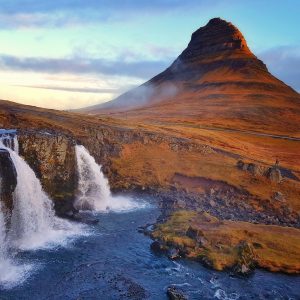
150 210 300 275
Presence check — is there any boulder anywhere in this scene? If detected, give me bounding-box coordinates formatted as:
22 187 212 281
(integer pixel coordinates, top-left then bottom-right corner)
267 167 282 183
168 248 180 260
150 240 165 253
167 286 188 300
247 163 265 176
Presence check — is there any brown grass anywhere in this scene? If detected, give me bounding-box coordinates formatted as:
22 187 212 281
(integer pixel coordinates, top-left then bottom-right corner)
152 210 300 273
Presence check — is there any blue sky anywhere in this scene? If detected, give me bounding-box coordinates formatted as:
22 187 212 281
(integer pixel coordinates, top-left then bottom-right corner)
0 0 299 109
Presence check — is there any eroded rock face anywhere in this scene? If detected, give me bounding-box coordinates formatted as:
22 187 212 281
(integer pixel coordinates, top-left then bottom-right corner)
18 132 77 216
0 149 17 212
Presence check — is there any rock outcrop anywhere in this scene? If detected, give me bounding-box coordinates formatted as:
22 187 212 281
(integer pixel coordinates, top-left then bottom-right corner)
0 149 17 212
267 166 282 183
18 132 77 216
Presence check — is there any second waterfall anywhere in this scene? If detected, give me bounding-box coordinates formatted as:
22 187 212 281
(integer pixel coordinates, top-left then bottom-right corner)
75 145 144 212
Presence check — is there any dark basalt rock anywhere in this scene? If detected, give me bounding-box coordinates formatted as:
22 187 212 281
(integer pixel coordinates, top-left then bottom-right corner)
167 286 188 300
150 240 165 254
18 132 78 216
168 248 180 260
0 149 17 212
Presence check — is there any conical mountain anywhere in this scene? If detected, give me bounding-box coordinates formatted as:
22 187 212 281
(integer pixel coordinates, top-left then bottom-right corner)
83 18 300 135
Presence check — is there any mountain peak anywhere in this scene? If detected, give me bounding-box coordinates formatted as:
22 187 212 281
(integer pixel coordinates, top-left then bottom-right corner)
179 17 251 63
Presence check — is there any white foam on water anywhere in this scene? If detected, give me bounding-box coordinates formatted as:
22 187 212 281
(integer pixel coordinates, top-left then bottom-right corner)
0 137 87 288
75 145 148 213
0 203 33 289
214 289 240 300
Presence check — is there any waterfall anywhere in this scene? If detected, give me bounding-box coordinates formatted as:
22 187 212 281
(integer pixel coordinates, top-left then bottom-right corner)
0 132 84 288
7 145 57 249
1 139 81 250
75 145 145 212
75 145 111 211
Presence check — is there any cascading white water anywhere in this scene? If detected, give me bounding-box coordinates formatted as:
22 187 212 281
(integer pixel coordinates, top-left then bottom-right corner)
75 145 111 211
0 133 85 288
0 202 32 288
75 145 145 212
7 145 57 249
13 135 19 154
1 140 82 250
0 203 8 263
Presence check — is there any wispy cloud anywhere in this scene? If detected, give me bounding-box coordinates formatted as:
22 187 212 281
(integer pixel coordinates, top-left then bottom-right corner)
0 0 219 28
0 54 170 79
259 46 300 92
0 1 215 14
14 85 124 94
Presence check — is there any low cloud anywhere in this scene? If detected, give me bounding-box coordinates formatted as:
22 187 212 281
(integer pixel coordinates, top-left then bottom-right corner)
259 46 300 92
0 54 170 79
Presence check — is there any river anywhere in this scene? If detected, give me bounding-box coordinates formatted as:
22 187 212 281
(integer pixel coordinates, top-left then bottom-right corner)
1 199 299 300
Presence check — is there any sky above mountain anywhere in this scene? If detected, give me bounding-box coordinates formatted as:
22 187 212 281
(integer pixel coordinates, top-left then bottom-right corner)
0 0 299 110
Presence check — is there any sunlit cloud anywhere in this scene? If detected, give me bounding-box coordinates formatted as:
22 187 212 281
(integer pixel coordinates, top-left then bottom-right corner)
0 70 142 109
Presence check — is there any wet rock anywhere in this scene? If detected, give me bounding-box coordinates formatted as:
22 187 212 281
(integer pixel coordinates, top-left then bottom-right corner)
150 240 165 253
138 224 154 235
0 149 17 212
168 248 180 260
167 286 188 300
